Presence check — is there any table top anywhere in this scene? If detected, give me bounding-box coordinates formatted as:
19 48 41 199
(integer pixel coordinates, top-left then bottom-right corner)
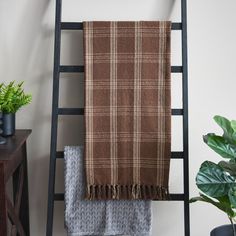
0 130 31 162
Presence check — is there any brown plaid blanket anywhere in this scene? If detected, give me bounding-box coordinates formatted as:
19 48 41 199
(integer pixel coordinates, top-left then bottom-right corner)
84 21 171 200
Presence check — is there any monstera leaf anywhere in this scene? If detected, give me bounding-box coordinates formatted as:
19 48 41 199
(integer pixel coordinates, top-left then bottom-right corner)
196 161 236 198
203 134 236 159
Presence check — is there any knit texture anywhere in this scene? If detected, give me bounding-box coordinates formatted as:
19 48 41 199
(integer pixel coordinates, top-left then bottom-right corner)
64 146 151 236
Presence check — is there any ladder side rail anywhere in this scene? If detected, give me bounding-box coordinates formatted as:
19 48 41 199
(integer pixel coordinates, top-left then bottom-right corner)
181 0 190 235
46 0 62 234
46 0 190 235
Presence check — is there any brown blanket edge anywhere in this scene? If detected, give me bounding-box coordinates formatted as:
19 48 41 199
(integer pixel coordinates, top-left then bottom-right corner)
86 184 169 200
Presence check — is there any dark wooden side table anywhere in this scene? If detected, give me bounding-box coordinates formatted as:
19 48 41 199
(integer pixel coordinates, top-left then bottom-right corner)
0 129 31 236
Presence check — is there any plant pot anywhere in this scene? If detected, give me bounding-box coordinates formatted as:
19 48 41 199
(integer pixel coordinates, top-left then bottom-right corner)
0 136 6 144
211 224 236 236
0 113 15 136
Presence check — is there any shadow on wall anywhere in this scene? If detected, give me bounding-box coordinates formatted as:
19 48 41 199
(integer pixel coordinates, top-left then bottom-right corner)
0 0 178 235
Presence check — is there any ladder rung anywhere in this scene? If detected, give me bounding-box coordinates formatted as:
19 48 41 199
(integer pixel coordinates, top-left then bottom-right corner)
169 194 185 201
172 66 183 73
61 22 83 30
172 109 183 115
54 193 184 201
60 65 84 73
54 193 64 201
59 65 182 73
57 108 183 116
56 151 64 159
171 152 184 159
58 108 84 115
61 22 182 31
56 151 184 159
172 23 182 30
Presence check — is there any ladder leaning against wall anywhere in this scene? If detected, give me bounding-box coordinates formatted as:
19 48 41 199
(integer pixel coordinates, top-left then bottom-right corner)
46 0 190 235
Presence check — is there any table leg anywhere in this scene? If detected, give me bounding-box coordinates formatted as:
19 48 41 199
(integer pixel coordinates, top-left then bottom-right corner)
13 143 30 236
0 162 8 236
21 142 30 236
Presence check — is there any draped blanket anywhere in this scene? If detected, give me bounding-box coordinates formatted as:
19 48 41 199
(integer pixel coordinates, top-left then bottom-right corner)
84 21 171 200
64 146 151 236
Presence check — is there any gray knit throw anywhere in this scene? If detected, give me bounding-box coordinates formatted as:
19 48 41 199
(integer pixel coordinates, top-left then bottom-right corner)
64 146 151 236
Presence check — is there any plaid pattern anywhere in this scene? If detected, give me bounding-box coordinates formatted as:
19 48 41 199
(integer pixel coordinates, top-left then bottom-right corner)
84 21 171 200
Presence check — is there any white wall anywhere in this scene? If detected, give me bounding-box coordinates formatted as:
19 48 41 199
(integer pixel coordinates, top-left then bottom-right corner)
0 0 236 235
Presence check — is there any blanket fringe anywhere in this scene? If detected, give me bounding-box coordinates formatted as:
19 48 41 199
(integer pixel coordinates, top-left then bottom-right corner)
86 184 169 200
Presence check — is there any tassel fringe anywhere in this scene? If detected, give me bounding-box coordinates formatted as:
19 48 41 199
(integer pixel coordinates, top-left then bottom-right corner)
86 184 169 200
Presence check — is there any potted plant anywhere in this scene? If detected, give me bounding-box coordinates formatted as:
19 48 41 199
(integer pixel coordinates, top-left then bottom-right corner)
0 81 32 136
190 115 236 236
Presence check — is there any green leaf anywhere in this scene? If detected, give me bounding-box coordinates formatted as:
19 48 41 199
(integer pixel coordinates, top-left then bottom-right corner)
231 120 236 132
214 115 233 134
203 194 236 218
229 188 236 208
203 133 215 143
204 134 236 159
219 161 236 178
190 193 235 218
196 161 236 198
217 195 232 206
214 115 236 144
0 81 31 113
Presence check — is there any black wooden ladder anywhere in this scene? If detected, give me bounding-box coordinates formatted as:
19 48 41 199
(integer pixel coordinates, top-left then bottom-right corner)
46 0 189 235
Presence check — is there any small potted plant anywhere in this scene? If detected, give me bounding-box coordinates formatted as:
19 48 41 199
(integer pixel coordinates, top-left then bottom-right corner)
190 115 236 236
0 81 32 136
